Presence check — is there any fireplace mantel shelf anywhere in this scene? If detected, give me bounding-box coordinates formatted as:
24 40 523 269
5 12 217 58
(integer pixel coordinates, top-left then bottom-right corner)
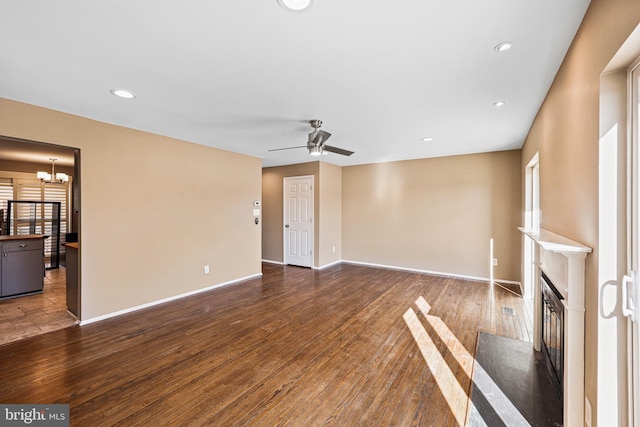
518 227 592 256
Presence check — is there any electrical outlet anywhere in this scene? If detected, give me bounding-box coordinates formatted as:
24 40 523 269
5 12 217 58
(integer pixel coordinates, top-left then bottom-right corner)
493 258 498 266
204 265 210 274
332 246 336 253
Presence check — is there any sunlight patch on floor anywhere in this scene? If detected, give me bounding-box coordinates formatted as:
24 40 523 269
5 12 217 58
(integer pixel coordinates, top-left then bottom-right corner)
403 296 530 427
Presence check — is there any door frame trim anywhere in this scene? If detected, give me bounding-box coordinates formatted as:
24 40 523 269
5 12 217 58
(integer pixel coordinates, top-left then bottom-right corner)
523 152 539 300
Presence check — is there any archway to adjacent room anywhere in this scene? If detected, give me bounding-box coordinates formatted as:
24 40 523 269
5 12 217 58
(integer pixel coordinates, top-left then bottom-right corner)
0 136 81 344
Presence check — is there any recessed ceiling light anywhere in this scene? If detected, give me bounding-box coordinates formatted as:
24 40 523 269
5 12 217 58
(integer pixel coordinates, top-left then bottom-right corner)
493 100 506 107
110 89 136 99
494 42 513 52
421 137 434 142
277 0 313 12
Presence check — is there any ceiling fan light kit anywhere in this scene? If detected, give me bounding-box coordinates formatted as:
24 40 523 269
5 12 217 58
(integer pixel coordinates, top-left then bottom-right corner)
309 146 322 156
277 0 313 12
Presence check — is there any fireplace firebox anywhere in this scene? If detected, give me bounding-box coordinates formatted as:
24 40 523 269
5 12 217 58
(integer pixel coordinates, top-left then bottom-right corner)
541 271 564 397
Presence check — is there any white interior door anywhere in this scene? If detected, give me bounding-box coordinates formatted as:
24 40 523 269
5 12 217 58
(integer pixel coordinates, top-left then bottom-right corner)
284 176 313 268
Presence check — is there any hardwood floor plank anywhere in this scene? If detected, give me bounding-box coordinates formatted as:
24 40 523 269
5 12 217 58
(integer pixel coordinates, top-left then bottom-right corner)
0 263 531 426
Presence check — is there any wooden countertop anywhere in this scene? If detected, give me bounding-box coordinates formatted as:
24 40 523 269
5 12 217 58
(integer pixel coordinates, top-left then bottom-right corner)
64 242 79 249
0 234 47 242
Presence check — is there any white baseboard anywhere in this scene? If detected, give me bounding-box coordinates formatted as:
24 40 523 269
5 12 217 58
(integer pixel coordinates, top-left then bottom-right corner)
342 259 521 286
313 259 343 270
263 259 341 270
79 272 263 326
80 261 520 326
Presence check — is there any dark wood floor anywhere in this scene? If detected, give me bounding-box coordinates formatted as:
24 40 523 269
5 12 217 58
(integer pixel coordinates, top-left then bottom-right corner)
0 263 532 426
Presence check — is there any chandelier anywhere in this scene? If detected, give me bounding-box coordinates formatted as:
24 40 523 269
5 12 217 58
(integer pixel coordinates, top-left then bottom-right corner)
37 158 69 184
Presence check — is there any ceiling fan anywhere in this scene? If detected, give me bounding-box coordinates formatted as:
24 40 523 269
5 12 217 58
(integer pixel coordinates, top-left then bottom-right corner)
269 120 354 157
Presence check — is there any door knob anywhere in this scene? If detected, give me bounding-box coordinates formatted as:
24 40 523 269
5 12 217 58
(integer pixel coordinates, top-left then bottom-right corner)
285 224 289 228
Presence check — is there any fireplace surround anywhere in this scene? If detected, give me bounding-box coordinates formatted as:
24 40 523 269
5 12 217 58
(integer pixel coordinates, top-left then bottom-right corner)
519 227 591 427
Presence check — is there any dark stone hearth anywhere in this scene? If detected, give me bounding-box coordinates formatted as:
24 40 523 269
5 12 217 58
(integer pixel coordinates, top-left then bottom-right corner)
468 332 563 427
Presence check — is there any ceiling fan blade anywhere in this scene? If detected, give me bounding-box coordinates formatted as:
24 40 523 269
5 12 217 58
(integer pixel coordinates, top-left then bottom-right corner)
323 145 354 156
315 130 331 145
309 130 331 145
268 145 307 152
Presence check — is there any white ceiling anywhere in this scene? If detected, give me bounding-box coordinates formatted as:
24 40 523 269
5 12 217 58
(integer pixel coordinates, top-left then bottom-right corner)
0 0 591 168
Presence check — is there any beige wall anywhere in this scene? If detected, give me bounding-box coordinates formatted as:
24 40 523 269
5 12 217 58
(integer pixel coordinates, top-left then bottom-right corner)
520 0 640 424
318 162 342 267
0 98 262 321
342 150 522 282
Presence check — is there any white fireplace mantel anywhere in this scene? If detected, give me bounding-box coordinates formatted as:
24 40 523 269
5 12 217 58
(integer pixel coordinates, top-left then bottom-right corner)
519 227 592 427
519 227 592 255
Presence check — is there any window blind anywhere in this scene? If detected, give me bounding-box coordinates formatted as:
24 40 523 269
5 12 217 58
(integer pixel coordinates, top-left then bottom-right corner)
0 179 12 234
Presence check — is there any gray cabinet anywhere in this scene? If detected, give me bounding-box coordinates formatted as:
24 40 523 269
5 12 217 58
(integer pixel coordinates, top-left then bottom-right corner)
0 236 45 298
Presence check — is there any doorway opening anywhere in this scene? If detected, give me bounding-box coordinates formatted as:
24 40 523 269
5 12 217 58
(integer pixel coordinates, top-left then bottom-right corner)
0 136 80 345
523 152 540 299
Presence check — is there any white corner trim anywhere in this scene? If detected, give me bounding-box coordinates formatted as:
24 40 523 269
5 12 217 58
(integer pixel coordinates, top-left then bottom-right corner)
79 272 263 326
342 259 521 286
262 259 285 265
313 259 343 270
